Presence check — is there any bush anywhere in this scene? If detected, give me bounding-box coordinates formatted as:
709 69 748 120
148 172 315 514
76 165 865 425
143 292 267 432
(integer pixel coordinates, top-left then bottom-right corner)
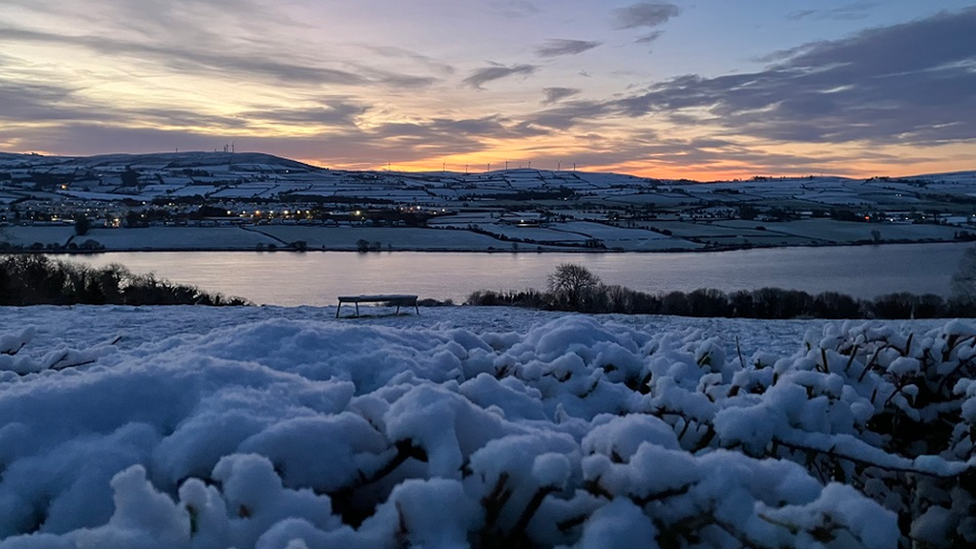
417 298 454 307
0 254 250 306
467 264 964 319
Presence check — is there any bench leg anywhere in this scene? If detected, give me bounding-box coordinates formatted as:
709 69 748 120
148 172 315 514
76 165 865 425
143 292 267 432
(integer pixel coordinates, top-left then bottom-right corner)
396 305 401 315
355 302 360 317
415 303 419 315
336 303 341 318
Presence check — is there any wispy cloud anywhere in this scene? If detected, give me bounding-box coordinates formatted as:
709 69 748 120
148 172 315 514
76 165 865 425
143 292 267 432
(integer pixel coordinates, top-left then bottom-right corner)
526 100 610 130
488 1 540 19
613 3 681 30
0 80 82 122
536 39 602 58
0 25 441 90
361 45 456 75
789 1 879 21
239 101 369 127
542 87 581 105
635 30 665 45
463 64 537 89
0 26 360 86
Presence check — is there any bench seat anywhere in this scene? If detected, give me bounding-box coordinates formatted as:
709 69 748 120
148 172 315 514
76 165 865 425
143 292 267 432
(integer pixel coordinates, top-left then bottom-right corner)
336 294 419 317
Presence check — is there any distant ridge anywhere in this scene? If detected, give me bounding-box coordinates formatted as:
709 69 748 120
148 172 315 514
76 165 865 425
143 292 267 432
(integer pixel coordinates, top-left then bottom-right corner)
1 150 974 183
15 151 324 173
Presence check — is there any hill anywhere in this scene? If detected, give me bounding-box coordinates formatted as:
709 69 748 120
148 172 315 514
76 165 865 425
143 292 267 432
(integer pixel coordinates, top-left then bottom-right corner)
1 151 975 253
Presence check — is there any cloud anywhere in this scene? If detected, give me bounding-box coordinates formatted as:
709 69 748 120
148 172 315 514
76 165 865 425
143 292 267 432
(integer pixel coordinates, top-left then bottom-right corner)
536 39 602 58
788 1 879 21
463 64 537 89
0 114 544 168
488 1 540 18
362 46 455 75
372 116 546 142
635 30 665 45
0 26 366 86
556 132 924 179
525 100 611 130
0 80 82 122
609 7 976 146
613 3 681 30
542 87 581 105
0 0 442 91
1 25 442 90
370 72 439 89
0 60 368 134
0 0 301 65
0 74 246 131
239 101 369 127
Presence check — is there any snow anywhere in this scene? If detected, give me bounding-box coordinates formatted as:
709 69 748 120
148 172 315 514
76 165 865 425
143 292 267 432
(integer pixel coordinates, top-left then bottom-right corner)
258 226 512 251
0 306 973 548
80 227 278 250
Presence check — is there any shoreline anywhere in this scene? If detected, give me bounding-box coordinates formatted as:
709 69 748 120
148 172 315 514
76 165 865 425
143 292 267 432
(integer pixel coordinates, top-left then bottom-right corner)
8 237 968 255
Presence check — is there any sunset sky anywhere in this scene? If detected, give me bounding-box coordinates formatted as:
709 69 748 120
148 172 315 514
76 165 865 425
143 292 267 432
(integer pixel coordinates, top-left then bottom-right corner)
1 1 974 180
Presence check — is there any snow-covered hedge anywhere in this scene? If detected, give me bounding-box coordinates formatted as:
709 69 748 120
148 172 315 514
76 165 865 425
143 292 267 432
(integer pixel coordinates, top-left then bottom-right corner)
1 315 974 548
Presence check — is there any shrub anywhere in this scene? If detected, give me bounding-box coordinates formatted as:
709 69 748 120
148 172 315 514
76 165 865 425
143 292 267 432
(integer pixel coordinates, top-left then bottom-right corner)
467 265 963 319
0 254 249 306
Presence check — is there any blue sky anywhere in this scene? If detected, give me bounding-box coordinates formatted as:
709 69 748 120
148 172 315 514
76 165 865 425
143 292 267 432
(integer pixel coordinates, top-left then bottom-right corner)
1 1 974 179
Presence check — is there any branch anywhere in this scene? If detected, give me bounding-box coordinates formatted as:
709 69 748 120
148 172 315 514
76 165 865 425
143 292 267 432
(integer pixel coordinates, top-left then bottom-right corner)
0 341 27 356
772 436 970 478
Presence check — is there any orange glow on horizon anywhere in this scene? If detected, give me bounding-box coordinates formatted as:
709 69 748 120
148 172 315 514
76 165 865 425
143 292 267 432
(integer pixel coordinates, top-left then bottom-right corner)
293 155 969 182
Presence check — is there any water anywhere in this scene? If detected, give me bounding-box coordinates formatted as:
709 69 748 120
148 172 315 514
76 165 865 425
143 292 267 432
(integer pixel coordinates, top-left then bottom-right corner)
65 242 968 306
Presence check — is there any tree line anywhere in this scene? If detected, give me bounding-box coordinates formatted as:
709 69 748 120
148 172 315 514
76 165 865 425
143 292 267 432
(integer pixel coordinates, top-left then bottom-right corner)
466 263 974 319
0 254 249 306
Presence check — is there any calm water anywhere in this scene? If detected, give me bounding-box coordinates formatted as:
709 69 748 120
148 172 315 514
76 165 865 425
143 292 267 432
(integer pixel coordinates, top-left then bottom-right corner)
66 242 968 306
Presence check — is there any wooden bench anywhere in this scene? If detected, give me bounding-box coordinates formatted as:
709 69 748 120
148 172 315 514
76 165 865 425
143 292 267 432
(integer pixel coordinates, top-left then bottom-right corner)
336 294 419 318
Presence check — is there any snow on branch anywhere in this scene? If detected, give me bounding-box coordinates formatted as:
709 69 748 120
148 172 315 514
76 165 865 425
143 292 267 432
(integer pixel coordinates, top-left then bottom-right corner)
0 315 974 547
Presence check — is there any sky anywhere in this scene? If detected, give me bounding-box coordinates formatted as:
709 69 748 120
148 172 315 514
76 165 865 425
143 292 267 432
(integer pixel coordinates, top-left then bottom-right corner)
1 1 975 181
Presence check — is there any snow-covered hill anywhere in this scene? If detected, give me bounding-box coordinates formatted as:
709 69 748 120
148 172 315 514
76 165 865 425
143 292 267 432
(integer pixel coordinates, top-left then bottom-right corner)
2 151 972 205
0 306 972 548
3 151 975 253
0 151 657 204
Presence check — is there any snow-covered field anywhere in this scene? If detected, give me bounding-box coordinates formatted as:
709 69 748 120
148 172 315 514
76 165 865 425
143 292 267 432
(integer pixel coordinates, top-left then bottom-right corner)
87 227 279 250
257 226 515 251
0 306 973 548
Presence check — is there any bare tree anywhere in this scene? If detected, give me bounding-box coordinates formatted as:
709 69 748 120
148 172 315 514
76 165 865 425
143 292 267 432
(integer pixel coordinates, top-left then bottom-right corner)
547 263 601 308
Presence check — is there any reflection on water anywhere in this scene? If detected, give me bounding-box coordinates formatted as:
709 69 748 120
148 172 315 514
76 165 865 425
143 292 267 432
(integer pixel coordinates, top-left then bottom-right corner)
66 242 968 306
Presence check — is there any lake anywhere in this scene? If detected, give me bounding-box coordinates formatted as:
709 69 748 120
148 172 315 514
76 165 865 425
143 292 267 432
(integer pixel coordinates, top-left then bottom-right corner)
65 242 969 306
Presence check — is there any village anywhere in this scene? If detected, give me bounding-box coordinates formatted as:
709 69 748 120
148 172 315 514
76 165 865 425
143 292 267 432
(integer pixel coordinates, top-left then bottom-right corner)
1 151 975 253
